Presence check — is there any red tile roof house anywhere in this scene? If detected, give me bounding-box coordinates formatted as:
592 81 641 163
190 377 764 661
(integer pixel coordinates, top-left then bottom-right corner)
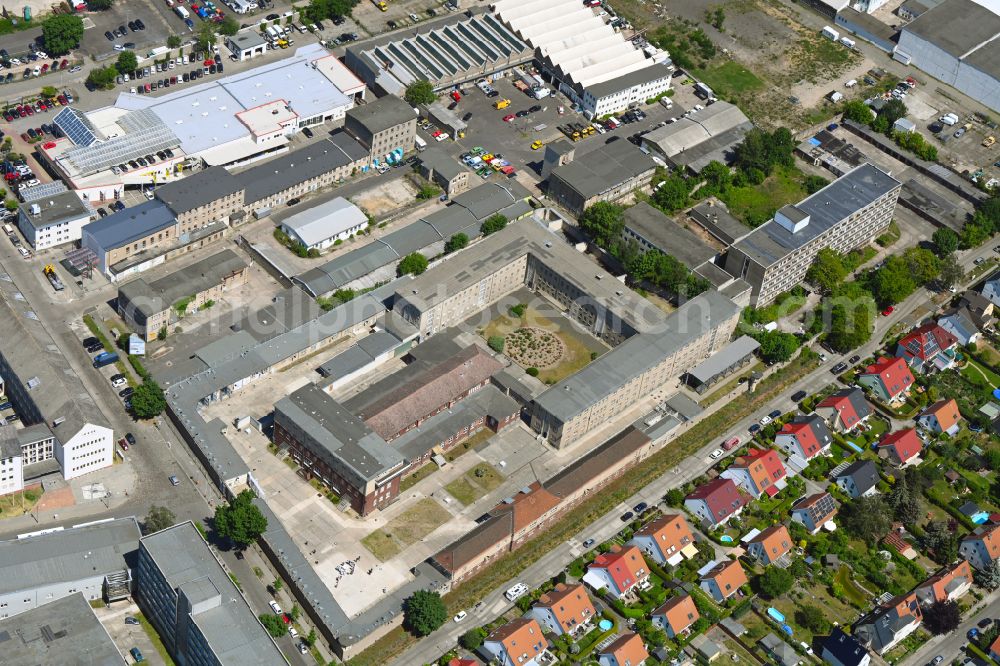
446 660 477 666
699 559 749 603
960 524 1000 571
895 322 958 373
527 582 596 638
917 398 962 437
598 631 649 666
914 560 973 607
484 618 548 666
746 524 793 566
815 388 872 434
652 594 700 639
684 478 750 529
628 513 697 567
791 492 838 534
857 356 915 404
720 448 788 498
583 544 650 600
773 414 832 469
990 634 1000 665
876 428 923 467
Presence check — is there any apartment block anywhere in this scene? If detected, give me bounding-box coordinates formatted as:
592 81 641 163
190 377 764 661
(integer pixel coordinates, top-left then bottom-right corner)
344 94 417 164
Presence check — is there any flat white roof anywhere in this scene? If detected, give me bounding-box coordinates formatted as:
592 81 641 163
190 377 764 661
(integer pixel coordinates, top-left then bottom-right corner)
282 196 367 246
236 99 298 137
313 54 366 97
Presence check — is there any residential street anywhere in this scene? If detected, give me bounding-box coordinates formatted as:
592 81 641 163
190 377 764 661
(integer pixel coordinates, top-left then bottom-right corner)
905 591 1000 666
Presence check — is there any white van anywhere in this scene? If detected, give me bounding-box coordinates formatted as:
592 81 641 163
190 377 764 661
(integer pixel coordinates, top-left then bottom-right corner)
2 223 13 235
504 583 529 601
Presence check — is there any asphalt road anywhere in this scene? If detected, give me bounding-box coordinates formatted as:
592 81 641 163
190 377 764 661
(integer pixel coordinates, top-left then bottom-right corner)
904 590 1000 666
392 244 999 666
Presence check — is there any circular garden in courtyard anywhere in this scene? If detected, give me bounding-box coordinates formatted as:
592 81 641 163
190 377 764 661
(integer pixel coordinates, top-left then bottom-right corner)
504 327 565 369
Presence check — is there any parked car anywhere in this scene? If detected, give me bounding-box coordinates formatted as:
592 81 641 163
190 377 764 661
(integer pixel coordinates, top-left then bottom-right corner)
831 362 848 374
709 448 724 460
620 511 634 522
633 501 648 514
768 409 781 420
124 617 139 625
848 354 861 364
748 423 761 435
130 647 144 663
453 611 467 623
504 583 528 601
582 538 596 548
881 305 894 316
269 600 282 614
791 390 807 402
169 474 180 486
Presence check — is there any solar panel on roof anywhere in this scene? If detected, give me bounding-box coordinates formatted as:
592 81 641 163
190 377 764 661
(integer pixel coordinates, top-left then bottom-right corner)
65 112 179 174
429 31 471 70
443 26 486 65
415 35 457 75
456 22 499 60
469 19 512 56
54 107 100 147
402 40 444 79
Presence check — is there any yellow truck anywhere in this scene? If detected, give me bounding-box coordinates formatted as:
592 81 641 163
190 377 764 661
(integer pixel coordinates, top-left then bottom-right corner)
494 98 511 110
984 135 997 148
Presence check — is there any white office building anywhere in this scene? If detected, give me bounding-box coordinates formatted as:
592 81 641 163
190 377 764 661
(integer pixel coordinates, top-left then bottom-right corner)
56 422 115 480
16 191 93 250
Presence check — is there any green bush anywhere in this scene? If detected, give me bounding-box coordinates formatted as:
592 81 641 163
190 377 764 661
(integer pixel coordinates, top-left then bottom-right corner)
487 336 505 353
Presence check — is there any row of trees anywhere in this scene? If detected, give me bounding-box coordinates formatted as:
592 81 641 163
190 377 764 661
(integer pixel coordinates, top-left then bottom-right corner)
842 98 937 161
301 0 358 24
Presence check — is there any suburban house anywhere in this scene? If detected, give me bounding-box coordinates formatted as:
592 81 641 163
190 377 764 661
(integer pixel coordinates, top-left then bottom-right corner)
761 633 801 666
598 632 649 666
876 428 923 467
958 291 996 333
773 414 833 466
699 559 748 603
822 628 871 666
960 524 1000 571
857 357 915 403
484 618 548 666
853 593 923 654
527 583 596 637
746 524 793 566
791 492 838 533
983 275 1000 307
835 460 880 499
914 560 973 606
815 388 872 434
917 399 962 436
684 478 750 528
629 514 697 566
720 448 788 498
938 308 980 346
651 594 700 639
583 545 650 600
894 322 958 373
990 635 1000 665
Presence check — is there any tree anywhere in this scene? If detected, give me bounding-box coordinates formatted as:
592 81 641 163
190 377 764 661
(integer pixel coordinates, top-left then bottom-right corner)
879 98 908 131
258 613 288 638
758 567 794 598
167 35 183 49
444 233 468 254
196 21 217 51
460 627 486 650
839 495 892 544
305 628 317 647
87 0 114 8
652 175 690 212
923 600 962 635
579 201 625 248
665 488 684 507
218 15 240 36
825 282 875 352
902 246 940 285
213 489 268 548
700 161 731 195
806 248 848 294
144 505 176 534
842 100 875 125
86 66 118 90
868 255 916 306
403 590 447 636
397 252 428 276
974 559 1000 591
404 80 436 106
487 336 505 353
921 521 958 564
115 50 138 75
41 15 85 55
757 331 799 364
131 379 166 419
416 183 440 200
939 255 965 290
886 477 921 525
803 174 830 195
480 213 508 237
932 227 959 257
41 85 59 98
271 578 283 593
795 605 830 633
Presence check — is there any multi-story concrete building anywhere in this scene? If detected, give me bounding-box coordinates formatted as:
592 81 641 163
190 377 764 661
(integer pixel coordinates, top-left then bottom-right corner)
16 191 93 250
0 592 126 665
344 94 417 165
154 166 246 234
136 522 285 665
0 423 55 495
117 249 249 341
0 426 22 496
0 518 140 619
545 140 657 216
723 163 901 306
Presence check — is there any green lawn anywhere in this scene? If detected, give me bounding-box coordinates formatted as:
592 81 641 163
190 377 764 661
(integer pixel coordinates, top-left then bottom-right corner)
962 358 1000 388
692 61 764 97
136 612 176 666
444 463 505 506
400 462 437 492
361 498 452 561
721 165 809 227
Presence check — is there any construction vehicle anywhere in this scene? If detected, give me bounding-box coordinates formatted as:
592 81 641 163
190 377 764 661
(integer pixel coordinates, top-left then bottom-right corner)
43 264 64 291
494 98 510 110
984 135 996 148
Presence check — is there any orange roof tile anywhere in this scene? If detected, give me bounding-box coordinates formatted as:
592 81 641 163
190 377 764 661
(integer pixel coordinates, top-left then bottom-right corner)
702 559 748 596
921 398 961 433
919 560 972 604
749 524 792 562
488 618 546 663
653 594 700 634
534 583 596 633
491 481 562 534
601 632 649 666
635 513 694 556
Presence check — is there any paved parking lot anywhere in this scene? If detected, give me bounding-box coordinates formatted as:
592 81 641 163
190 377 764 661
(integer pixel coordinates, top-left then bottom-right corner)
93 602 156 665
80 1 185 62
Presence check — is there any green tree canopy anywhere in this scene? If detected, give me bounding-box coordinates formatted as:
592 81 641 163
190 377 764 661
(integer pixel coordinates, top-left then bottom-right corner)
842 100 875 125
932 228 959 257
196 21 218 51
758 567 794 599
302 0 357 23
922 521 958 564
803 174 830 194
795 605 830 633
87 66 118 90
403 590 447 636
878 98 908 131
397 252 429 276
579 201 625 248
143 505 176 534
444 233 468 254
115 50 138 75
755 330 799 364
840 495 892 544
902 246 940 285
652 175 690 212
167 35 183 49
806 248 848 294
974 559 1000 590
732 127 795 177
214 489 268 548
460 627 486 650
218 15 240 36
480 213 508 237
258 613 288 637
131 379 166 419
87 0 114 8
404 80 436 106
700 161 731 195
868 255 916 306
42 15 85 55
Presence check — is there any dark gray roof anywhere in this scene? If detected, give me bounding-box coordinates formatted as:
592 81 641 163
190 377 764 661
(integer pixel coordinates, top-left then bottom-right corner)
623 202 718 268
823 628 869 666
585 62 672 100
549 140 656 199
419 147 466 182
82 200 175 251
140 522 285 663
732 163 900 267
901 0 1000 60
670 124 752 173
275 384 404 483
0 593 125 666
238 132 368 206
836 459 880 495
0 518 140 595
0 424 20 459
18 191 90 230
687 335 759 383
761 633 799 666
154 166 244 215
232 287 324 343
346 94 415 136
694 261 737 288
688 200 748 246
317 329 402 378
118 249 247 317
